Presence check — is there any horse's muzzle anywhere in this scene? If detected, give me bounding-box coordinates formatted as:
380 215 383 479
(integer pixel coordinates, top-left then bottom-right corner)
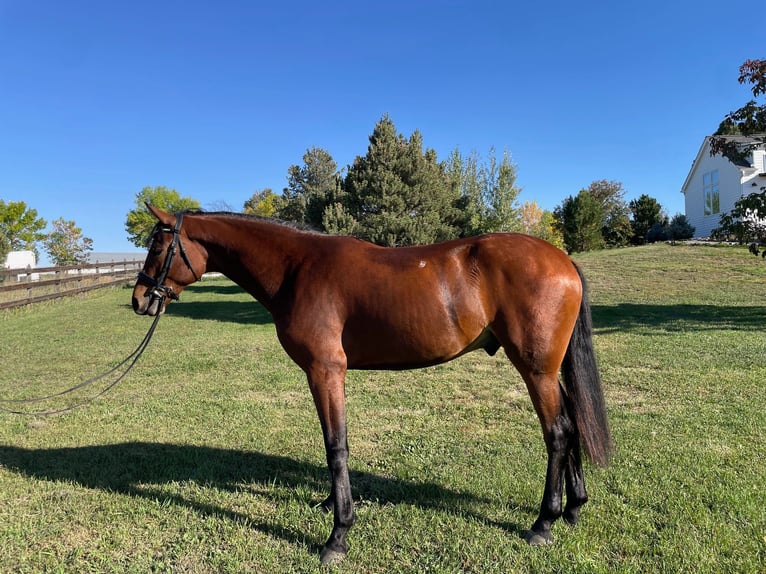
132 293 165 316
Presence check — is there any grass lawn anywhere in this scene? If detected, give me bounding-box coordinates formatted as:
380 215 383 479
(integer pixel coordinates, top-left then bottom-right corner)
0 243 764 573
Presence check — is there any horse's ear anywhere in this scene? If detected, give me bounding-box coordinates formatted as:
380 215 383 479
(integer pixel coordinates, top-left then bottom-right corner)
145 204 174 225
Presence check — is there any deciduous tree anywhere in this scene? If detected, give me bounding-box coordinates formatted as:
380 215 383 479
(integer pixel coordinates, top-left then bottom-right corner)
445 147 523 236
43 218 93 265
244 188 282 217
125 186 200 247
518 200 565 248
712 190 766 243
0 234 9 267
711 59 766 158
0 200 47 258
445 148 484 236
586 180 632 247
480 148 522 233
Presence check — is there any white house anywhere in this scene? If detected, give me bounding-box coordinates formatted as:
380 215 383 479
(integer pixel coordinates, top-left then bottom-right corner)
4 250 36 270
681 135 766 238
3 250 38 281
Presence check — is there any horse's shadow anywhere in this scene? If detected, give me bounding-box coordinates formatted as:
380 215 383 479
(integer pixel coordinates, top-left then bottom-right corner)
165 300 273 325
0 442 531 549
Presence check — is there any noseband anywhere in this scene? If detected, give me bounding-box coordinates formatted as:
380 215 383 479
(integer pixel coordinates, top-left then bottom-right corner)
137 213 200 301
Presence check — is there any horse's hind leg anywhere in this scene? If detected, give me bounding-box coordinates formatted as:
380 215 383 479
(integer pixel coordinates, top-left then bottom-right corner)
562 423 588 525
518 370 581 545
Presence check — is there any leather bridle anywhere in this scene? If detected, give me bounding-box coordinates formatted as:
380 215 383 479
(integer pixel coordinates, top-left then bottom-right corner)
0 213 202 416
137 212 200 302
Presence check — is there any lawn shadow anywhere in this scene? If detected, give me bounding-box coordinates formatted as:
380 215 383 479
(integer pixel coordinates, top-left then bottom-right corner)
161 282 274 325
184 283 247 296
0 442 531 550
592 303 766 334
165 300 273 325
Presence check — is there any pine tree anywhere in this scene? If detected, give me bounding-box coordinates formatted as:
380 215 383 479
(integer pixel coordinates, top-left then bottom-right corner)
343 116 460 246
629 194 666 245
555 190 605 253
279 147 339 229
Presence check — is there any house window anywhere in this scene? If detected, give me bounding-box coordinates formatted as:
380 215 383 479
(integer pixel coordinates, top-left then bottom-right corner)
703 170 719 216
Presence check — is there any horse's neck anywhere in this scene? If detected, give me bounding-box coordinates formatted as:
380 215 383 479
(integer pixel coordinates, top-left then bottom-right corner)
191 216 306 309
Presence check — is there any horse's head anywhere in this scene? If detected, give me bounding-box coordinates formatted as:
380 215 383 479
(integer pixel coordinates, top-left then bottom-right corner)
132 205 206 316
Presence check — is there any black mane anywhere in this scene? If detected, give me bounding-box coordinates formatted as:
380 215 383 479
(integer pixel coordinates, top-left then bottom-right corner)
184 209 324 235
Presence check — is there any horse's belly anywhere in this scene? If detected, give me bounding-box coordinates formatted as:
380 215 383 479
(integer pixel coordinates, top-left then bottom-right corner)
342 317 492 370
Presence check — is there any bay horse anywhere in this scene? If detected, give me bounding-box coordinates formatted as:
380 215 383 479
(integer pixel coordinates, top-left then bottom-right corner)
132 205 612 564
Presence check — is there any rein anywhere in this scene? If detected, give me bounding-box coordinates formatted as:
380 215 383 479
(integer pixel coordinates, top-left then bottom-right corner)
0 212 197 417
0 309 163 416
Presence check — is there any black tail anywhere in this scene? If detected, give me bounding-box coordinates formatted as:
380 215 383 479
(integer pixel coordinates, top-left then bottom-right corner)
561 263 613 467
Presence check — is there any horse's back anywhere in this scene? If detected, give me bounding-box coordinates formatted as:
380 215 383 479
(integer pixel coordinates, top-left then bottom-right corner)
293 233 581 371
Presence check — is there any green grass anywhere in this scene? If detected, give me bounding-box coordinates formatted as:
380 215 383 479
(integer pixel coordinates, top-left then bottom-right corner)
0 243 764 573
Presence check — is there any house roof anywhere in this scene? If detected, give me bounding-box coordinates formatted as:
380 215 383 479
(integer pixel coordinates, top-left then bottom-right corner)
86 252 145 263
715 134 766 167
681 134 766 193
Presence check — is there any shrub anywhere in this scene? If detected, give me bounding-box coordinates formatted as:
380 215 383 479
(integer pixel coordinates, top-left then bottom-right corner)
667 214 695 242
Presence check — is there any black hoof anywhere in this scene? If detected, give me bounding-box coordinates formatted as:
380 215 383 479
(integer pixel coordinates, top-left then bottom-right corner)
524 529 553 546
320 546 346 564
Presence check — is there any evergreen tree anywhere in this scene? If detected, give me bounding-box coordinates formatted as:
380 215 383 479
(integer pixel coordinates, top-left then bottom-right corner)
343 115 460 246
629 194 666 245
278 147 339 229
555 190 605 253
666 214 695 242
322 200 359 236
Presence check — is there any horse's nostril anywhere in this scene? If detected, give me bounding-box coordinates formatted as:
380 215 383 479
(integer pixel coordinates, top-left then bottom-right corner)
132 296 142 314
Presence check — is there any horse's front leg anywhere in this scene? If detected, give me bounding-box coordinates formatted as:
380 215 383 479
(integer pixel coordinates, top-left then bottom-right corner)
306 359 355 564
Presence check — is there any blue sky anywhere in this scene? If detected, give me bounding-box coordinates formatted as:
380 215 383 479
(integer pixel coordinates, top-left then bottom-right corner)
0 1 761 264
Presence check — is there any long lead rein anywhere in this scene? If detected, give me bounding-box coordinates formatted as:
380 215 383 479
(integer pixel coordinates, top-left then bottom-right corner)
1 212 195 417
0 299 164 416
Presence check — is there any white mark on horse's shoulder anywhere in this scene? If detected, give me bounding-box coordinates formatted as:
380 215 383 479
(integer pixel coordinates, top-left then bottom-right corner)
418 260 426 268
